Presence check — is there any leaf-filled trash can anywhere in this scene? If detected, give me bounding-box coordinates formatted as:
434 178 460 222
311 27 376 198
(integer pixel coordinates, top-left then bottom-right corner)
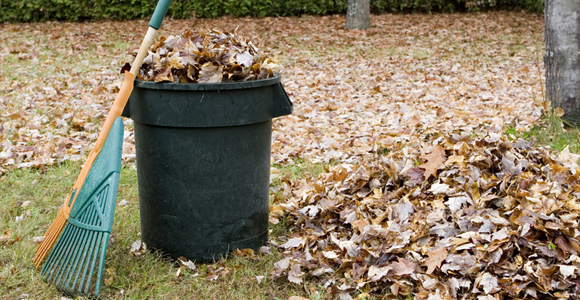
122 75 292 261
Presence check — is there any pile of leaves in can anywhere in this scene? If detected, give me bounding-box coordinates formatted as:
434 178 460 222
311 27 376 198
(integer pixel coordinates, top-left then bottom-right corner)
137 29 279 83
269 131 580 299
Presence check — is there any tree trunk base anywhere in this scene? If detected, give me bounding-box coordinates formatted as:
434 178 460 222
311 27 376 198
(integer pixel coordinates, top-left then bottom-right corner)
545 0 580 125
346 0 370 30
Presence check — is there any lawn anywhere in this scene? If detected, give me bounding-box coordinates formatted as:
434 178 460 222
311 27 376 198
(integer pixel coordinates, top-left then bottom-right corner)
3 11 579 300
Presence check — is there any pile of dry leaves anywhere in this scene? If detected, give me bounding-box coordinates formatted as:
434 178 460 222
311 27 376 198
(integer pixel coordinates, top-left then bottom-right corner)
137 29 279 83
270 131 580 299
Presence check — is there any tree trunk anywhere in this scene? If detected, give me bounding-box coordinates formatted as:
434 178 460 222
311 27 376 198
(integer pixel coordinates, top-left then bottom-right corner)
345 0 370 30
545 0 580 125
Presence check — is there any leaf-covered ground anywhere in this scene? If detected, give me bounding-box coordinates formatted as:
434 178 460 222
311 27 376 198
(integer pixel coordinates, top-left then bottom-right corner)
0 12 545 172
2 12 571 300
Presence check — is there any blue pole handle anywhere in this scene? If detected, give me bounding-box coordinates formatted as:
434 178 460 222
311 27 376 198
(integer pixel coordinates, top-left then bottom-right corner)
149 0 172 30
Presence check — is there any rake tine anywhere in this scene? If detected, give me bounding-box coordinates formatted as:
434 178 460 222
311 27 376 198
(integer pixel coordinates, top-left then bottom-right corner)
64 227 90 292
62 200 98 295
52 226 80 288
61 228 89 291
95 232 108 296
77 229 97 294
69 219 94 292
44 225 77 282
84 232 103 294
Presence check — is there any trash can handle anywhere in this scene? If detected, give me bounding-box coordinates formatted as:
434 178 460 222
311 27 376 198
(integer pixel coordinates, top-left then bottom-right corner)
272 82 293 118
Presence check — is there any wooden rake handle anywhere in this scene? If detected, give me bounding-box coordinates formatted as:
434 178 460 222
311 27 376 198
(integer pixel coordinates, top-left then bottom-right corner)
64 25 162 215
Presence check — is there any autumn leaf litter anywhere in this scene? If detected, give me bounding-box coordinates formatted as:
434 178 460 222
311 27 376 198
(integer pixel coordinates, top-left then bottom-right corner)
1 12 575 299
270 133 580 299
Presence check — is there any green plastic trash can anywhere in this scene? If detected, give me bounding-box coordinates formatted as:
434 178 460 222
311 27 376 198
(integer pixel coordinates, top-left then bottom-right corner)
122 75 293 261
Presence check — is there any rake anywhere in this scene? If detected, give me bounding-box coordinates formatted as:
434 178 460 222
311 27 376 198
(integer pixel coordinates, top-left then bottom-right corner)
41 117 123 296
33 0 172 296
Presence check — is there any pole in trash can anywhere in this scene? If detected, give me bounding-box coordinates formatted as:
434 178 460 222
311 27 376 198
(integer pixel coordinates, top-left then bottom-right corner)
32 0 172 297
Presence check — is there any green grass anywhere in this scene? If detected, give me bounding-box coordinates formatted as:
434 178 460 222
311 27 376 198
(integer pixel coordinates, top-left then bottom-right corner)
0 159 350 300
272 157 338 182
412 49 431 60
1 162 79 299
505 111 580 153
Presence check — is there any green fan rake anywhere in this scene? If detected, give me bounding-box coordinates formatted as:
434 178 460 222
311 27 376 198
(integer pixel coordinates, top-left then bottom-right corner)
40 117 123 296
33 0 172 297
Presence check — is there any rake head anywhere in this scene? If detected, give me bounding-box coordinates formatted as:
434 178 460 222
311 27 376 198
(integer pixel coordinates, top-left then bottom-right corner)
41 174 119 297
36 117 124 298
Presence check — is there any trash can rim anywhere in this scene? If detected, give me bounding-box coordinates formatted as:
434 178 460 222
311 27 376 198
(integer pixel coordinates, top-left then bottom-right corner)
134 74 281 91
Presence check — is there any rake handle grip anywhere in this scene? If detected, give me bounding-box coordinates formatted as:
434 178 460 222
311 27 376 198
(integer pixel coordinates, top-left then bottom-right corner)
149 0 172 30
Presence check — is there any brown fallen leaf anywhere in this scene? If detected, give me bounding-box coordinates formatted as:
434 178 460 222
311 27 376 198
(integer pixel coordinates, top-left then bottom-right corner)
259 246 271 254
198 63 223 83
288 264 304 284
269 204 285 224
478 272 499 294
206 265 219 281
233 248 255 257
177 256 196 270
129 240 147 256
554 235 578 256
390 257 416 276
424 247 448 274
32 236 45 244
219 266 230 277
400 166 425 185
419 146 446 179
0 230 11 243
368 265 393 281
154 67 173 82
